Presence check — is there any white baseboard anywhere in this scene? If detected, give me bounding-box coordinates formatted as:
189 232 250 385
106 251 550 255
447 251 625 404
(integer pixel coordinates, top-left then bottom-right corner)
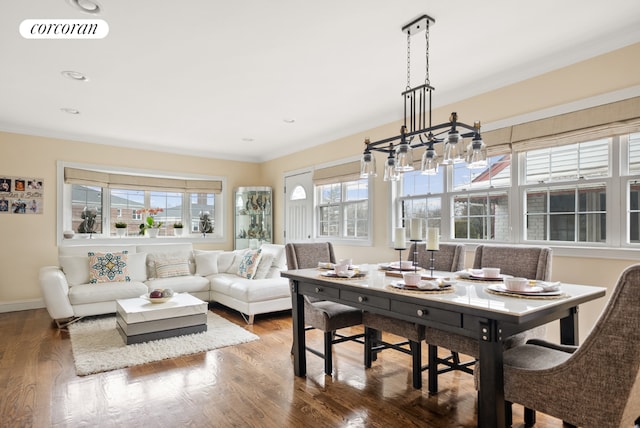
0 299 45 313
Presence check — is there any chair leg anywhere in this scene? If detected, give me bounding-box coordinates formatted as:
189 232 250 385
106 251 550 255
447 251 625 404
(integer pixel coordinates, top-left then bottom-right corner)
324 331 333 375
524 407 536 427
428 344 438 393
410 340 422 389
505 401 513 427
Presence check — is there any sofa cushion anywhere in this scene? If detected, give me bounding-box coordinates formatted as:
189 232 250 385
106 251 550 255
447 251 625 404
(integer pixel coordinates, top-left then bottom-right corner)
88 251 130 283
237 249 262 279
253 253 274 280
260 244 286 269
68 281 148 305
127 252 148 282
155 258 191 278
194 250 222 276
59 255 90 286
145 275 210 294
209 274 290 303
225 250 248 274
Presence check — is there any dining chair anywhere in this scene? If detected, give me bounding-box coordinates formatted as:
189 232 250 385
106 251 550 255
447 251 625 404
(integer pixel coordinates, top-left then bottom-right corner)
284 242 364 376
424 244 553 393
363 243 465 389
501 263 640 428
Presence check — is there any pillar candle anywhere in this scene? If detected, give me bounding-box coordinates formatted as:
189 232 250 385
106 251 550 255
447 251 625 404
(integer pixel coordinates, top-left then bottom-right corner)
410 218 422 241
426 227 440 250
394 227 406 249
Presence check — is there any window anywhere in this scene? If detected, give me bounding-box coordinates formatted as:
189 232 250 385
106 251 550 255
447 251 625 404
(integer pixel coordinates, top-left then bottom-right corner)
60 164 224 241
522 139 609 243
316 179 369 239
397 154 511 242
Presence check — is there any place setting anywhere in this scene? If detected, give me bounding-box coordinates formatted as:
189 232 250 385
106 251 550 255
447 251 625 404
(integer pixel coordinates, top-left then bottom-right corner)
387 271 456 294
484 276 566 299
318 259 368 279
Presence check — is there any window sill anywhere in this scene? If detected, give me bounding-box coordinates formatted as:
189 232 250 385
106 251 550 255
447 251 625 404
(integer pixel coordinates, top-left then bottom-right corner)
58 234 224 246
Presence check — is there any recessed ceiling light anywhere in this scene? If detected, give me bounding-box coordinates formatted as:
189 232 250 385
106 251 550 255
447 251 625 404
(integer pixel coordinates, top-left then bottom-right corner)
61 108 80 115
242 138 254 142
283 118 296 124
61 70 89 82
65 0 101 15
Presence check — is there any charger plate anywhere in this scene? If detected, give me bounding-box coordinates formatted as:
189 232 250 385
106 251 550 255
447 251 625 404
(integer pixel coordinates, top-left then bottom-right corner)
386 281 454 294
485 285 568 300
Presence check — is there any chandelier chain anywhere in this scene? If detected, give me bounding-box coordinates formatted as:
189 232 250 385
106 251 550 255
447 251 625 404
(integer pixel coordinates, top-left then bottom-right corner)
406 29 411 90
425 18 430 85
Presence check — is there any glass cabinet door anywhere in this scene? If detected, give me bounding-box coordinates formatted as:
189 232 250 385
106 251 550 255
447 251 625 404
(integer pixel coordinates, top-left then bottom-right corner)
234 186 272 250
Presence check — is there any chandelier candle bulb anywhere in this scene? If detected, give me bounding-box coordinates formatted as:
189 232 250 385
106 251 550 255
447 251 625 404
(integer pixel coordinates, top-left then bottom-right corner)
394 227 407 249
426 227 440 251
410 218 422 241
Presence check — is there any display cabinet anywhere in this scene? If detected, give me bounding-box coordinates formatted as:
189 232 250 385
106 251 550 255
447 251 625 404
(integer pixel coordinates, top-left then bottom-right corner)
234 186 272 250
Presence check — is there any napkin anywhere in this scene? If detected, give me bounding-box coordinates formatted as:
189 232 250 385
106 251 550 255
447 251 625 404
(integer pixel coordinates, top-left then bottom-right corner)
538 281 561 291
318 262 334 269
336 270 356 278
416 280 439 290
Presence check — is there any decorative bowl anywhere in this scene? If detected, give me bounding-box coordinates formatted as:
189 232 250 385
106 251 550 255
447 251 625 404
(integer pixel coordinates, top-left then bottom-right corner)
141 294 172 304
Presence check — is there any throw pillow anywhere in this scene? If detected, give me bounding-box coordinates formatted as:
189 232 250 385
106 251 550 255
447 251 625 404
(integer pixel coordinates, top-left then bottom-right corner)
127 252 148 282
237 249 262 279
194 250 221 276
88 251 130 283
155 258 191 278
253 253 274 280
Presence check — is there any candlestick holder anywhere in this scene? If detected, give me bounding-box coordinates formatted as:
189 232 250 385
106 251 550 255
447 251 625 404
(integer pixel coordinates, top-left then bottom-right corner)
427 249 439 278
394 247 406 269
409 239 422 273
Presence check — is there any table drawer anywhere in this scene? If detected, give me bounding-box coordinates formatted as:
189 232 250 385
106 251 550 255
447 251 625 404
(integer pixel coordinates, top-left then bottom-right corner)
391 301 462 327
298 282 340 299
341 289 390 310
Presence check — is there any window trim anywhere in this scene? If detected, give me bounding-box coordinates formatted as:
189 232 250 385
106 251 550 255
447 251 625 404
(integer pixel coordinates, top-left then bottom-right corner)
57 161 227 246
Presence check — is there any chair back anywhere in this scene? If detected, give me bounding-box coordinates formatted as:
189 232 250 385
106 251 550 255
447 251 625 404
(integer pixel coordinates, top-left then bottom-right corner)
508 264 640 426
285 242 336 270
408 243 465 272
472 245 552 280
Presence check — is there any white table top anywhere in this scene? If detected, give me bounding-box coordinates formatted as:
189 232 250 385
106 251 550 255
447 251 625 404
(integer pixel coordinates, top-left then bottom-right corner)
285 266 606 319
116 292 208 323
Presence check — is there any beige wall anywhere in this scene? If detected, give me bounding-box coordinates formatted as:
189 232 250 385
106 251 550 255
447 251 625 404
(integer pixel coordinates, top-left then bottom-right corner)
2 42 640 341
0 132 261 303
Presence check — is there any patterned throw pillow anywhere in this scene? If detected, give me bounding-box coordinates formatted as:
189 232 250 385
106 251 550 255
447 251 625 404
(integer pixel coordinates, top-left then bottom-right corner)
237 249 262 279
88 251 130 283
155 258 191 278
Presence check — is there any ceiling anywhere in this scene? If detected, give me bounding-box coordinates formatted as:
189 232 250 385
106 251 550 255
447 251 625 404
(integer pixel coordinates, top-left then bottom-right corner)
2 1 640 163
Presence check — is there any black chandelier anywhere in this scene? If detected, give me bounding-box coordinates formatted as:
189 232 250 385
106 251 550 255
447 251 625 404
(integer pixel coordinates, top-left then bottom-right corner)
360 14 486 181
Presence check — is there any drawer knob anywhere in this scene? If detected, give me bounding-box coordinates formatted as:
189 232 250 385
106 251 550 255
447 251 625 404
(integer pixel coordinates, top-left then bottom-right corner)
358 296 366 303
315 287 323 293
417 309 427 317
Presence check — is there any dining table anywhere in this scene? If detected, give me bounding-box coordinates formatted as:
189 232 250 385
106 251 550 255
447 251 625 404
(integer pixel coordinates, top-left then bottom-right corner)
281 265 607 428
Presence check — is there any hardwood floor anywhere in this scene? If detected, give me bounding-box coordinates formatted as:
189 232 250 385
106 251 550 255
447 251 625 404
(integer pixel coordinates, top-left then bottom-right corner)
0 306 565 428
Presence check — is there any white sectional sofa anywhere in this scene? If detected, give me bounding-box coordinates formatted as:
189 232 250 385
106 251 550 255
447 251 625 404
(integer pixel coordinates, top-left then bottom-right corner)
39 242 290 327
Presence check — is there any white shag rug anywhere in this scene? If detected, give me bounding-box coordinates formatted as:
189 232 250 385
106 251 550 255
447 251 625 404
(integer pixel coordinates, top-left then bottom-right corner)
68 312 259 376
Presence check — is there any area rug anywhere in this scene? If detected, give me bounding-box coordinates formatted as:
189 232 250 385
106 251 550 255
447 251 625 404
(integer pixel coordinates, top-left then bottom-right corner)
68 312 259 376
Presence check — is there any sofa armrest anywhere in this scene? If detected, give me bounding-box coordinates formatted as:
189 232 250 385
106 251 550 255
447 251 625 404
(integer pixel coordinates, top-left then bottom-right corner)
39 266 75 320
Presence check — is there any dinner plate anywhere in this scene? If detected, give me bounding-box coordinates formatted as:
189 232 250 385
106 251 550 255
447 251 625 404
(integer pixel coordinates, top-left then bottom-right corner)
487 284 563 296
390 280 451 291
469 273 513 281
321 271 366 279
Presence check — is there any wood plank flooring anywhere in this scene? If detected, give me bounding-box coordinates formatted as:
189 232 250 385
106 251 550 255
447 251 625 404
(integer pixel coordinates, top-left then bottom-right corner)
0 306 565 427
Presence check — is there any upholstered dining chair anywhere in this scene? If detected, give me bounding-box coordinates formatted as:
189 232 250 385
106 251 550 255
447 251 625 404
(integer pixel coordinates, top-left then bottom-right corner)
424 244 553 392
363 243 465 389
284 242 364 376
501 263 640 428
